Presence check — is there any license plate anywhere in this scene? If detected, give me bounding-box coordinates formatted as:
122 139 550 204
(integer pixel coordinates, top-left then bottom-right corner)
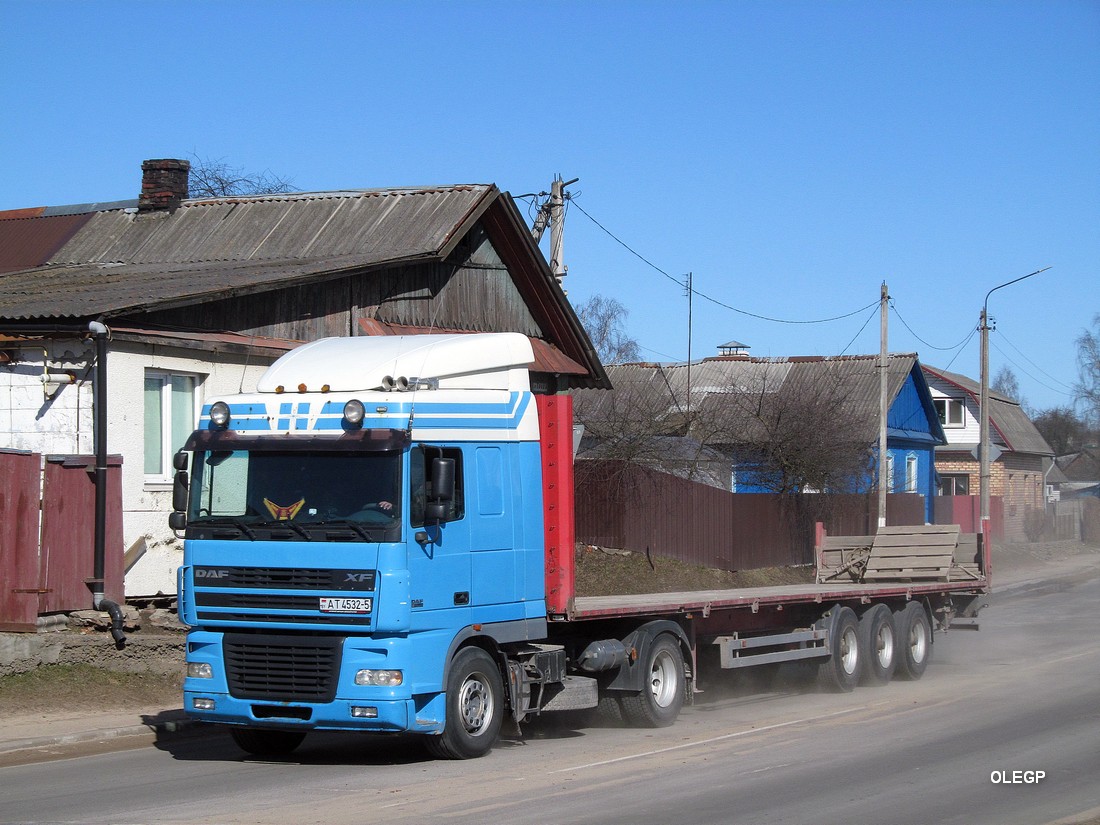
319 597 372 614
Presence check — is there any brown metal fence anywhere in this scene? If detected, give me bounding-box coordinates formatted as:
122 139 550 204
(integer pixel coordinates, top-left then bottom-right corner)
932 495 1004 539
0 450 124 631
574 460 927 571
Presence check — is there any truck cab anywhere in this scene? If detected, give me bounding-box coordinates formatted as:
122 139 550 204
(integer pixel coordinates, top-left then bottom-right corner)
175 333 569 758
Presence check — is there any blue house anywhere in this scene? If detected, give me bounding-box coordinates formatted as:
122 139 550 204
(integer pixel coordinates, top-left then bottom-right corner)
575 353 946 522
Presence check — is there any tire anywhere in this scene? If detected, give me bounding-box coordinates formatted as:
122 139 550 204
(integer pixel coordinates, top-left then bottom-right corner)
894 602 932 681
425 646 504 760
858 604 896 686
229 727 307 757
817 606 861 692
619 635 686 728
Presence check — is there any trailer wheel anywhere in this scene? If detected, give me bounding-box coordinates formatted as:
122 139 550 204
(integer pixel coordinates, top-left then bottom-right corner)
425 646 504 760
894 602 932 681
229 727 306 757
858 603 896 686
817 606 861 692
619 635 686 728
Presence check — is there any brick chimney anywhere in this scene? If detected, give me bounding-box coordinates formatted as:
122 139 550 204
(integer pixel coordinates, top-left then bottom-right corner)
138 158 190 212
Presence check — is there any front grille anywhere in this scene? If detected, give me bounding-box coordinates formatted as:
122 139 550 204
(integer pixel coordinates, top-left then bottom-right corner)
198 593 322 610
194 567 376 591
201 611 371 626
223 633 343 702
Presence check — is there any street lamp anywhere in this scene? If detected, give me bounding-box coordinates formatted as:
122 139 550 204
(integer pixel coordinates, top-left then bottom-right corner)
978 267 1051 536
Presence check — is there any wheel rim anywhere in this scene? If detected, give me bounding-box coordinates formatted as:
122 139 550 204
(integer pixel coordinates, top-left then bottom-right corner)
908 618 928 664
649 648 679 708
876 623 895 669
840 627 859 675
457 671 494 736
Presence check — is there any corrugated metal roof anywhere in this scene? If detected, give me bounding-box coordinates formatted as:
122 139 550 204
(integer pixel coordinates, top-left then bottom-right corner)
0 186 494 320
50 187 491 266
0 211 94 273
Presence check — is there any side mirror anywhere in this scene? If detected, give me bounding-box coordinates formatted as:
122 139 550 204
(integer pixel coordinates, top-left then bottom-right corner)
425 457 455 523
173 451 189 472
431 457 455 502
168 511 187 531
172 469 189 513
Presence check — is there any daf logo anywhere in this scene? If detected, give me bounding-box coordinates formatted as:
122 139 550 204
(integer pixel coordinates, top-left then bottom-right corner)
196 568 231 579
344 573 372 583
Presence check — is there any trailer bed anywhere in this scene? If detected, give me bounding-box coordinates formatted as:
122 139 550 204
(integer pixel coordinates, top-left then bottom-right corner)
568 577 989 620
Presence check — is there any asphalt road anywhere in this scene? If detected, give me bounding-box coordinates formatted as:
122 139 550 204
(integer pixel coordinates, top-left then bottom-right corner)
3 574 1099 825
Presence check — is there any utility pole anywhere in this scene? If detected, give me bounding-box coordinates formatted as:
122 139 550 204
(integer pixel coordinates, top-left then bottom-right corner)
979 303 991 536
877 281 889 529
685 272 693 415
528 175 578 287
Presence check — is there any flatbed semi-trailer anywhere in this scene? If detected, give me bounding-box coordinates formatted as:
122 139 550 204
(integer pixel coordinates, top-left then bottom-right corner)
172 333 990 758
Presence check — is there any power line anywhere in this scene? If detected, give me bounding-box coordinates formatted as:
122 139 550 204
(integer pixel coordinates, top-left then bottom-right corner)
889 301 975 351
569 198 881 325
990 340 1075 399
995 328 1077 393
839 304 882 356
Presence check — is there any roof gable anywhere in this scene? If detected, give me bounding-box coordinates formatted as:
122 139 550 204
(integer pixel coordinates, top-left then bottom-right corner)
922 364 1052 456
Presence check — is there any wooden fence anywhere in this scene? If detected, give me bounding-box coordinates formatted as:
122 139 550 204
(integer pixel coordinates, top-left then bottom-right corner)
574 460 928 571
0 449 124 631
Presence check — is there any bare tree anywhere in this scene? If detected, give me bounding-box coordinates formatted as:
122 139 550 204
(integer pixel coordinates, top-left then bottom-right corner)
1075 314 1100 429
1032 406 1091 456
572 359 874 496
188 155 296 199
576 294 641 365
697 363 873 495
993 365 1031 416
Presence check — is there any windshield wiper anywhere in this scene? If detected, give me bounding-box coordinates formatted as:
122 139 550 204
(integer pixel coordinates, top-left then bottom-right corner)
311 518 374 541
256 519 312 541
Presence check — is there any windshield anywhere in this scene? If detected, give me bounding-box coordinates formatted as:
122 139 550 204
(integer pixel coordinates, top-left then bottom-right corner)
188 450 402 532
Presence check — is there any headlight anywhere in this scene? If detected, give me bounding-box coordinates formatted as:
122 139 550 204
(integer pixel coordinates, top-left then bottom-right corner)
187 661 214 679
343 399 366 427
209 401 231 428
355 669 403 687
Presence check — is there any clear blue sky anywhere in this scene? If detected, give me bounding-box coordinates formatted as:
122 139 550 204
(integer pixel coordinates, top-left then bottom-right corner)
2 0 1096 414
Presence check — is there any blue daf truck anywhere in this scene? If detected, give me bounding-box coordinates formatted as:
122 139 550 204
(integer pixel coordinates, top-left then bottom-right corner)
172 333 989 758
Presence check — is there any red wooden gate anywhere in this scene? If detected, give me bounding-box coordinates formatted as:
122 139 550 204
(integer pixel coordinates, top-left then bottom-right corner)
0 450 124 631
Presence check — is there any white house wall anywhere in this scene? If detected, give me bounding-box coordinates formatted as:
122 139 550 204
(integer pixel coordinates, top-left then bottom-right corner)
0 342 94 455
109 343 275 597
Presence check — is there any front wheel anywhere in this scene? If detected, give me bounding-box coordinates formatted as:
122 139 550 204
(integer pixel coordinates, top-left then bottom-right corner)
425 646 504 760
229 727 307 757
619 635 686 727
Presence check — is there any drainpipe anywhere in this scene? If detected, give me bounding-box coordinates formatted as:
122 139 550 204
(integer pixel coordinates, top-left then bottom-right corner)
88 320 126 648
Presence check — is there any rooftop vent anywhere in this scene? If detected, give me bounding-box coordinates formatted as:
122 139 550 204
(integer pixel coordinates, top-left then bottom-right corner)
717 340 750 357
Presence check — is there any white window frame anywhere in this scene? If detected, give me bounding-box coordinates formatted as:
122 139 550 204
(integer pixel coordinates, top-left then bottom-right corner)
934 397 966 428
905 453 919 493
144 370 202 486
884 452 895 492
